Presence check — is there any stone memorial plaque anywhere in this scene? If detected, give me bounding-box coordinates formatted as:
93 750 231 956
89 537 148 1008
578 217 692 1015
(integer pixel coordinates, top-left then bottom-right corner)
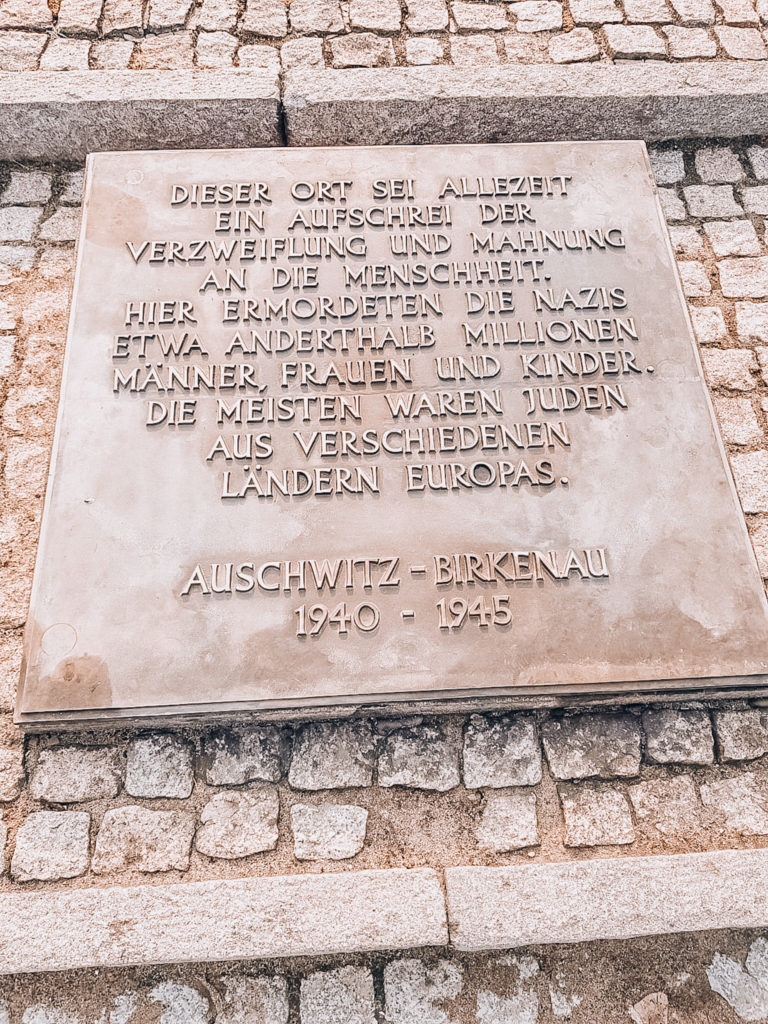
16 142 768 726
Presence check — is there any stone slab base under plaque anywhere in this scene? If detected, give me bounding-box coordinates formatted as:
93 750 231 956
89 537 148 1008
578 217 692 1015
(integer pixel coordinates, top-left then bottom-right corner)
1 850 768 975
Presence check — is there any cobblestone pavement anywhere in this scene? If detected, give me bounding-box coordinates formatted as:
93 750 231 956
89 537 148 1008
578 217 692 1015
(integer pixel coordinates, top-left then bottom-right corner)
0 138 768 892
0 0 767 71
1 928 768 1022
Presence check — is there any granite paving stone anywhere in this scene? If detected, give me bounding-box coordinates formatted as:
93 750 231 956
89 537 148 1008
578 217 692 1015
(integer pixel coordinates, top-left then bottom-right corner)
548 28 600 61
383 959 464 1024
378 721 461 791
663 26 717 55
195 785 279 859
701 348 758 388
92 806 196 873
742 186 768 214
2 170 52 205
196 31 238 66
291 803 368 860
125 734 194 799
195 0 239 31
289 0 344 32
602 24 666 56
0 208 41 243
203 724 288 785
0 746 25 801
684 184 743 218
475 788 539 851
463 714 541 788
732 451 768 511
406 37 444 62
101 0 145 34
714 709 768 760
58 171 84 205
453 2 510 29
240 43 281 68
658 189 686 221
38 208 80 243
217 976 289 1024
747 145 768 179
737 302 768 343
718 257 768 298
11 811 90 881
715 25 768 55
349 0 402 31
701 773 768 834
649 148 685 184
0 31 46 69
510 0 563 29
570 0 623 21
0 0 53 29
241 0 288 35
669 224 706 257
330 33 397 66
713 396 763 443
449 34 501 62
146 0 195 29
627 776 700 836
678 260 712 296
289 720 375 790
300 967 376 1024
559 784 636 847
138 31 195 66
541 713 642 780
30 746 122 803
623 0 672 21
90 39 134 67
695 146 745 182
716 0 760 23
405 0 450 30
0 816 5 876
642 709 715 765
280 38 324 67
704 220 761 256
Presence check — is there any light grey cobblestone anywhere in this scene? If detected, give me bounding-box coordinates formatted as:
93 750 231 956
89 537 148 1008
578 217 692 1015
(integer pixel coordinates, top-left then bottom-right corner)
475 788 539 851
93 806 195 873
406 0 450 30
280 37 324 67
147 0 195 29
330 33 396 66
714 709 768 760
541 713 642 780
548 28 600 61
0 208 41 243
664 26 717 55
0 0 52 29
705 219 761 256
747 145 768 178
195 786 279 859
203 724 287 785
670 224 706 256
0 746 25 801
679 260 712 295
742 185 768 214
463 714 541 788
714 396 763 443
701 773 768 834
715 25 767 56
510 0 563 30
126 734 194 799
737 302 768 343
289 0 344 32
657 188 686 221
102 0 146 35
718 257 768 298
560 784 636 847
90 38 134 67
406 37 444 62
289 720 375 790
0 31 46 70
628 776 700 836
291 803 368 860
196 0 239 30
643 709 715 765
732 450 768 511
383 959 464 1024
349 0 402 31
300 967 376 1024
603 24 666 56
11 811 90 881
684 184 743 218
218 976 289 1024
695 146 745 182
649 148 685 184
379 721 461 791
701 347 758 388
39 38 91 70
30 746 122 803
1 170 52 205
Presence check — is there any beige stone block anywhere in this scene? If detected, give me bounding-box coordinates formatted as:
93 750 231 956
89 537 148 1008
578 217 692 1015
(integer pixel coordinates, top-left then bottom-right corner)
714 396 763 444
450 33 500 61
349 0 402 30
290 0 344 32
548 28 599 60
663 26 716 55
330 33 396 65
0 0 52 29
718 257 768 298
0 30 46 69
406 37 444 62
241 0 288 36
715 25 767 55
405 0 449 30
57 0 102 33
602 23 666 56
701 347 757 388
732 450 768 512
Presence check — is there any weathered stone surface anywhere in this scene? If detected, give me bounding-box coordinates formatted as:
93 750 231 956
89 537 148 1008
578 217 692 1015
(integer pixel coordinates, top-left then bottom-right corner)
715 25 767 57
139 31 195 68
90 39 135 69
571 0 623 21
643 709 715 765
301 967 376 1024
446 849 768 950
147 0 195 29
475 789 538 852
289 0 343 31
684 184 743 218
0 0 52 28
713 396 763 444
695 146 745 182
102 0 145 34
0 207 40 243
2 170 52 205
383 959 464 1024
203 724 287 784
330 33 396 67
603 24 666 57
349 0 402 31
748 144 768 179
714 710 768 760
196 31 237 67
549 28 600 62
628 776 699 836
38 208 80 242
623 0 671 19
289 721 375 790
57 0 103 32
126 734 194 799
743 186 768 215
701 348 758 388
0 867 448 972
679 260 711 296
405 0 449 30
379 722 461 791
291 803 368 860
280 38 325 68
406 37 444 63
731 451 768 512
92 806 195 873
701 773 768 834
463 714 541 788
719 257 768 298
663 26 717 57
30 746 122 803
669 224 706 257
705 219 761 256
196 0 238 30
241 0 288 35
510 0 562 29
217 976 288 1024
542 713 642 780
0 30 46 69
196 786 279 859
11 811 90 881
240 43 281 69
0 746 25 801
649 148 685 184
450 35 500 64
559 784 635 847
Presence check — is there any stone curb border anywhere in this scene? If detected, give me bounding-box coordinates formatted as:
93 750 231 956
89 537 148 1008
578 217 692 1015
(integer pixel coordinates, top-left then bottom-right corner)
0 70 281 162
2 849 768 975
3 63 768 162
